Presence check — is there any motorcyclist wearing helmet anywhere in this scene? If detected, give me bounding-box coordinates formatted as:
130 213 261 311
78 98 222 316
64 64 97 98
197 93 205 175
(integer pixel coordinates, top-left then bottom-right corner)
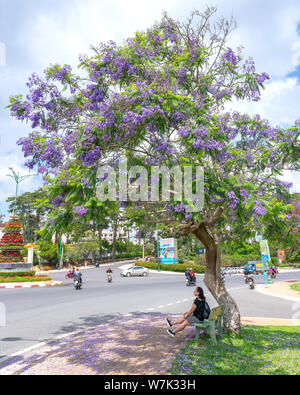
74 267 83 284
185 267 191 281
106 266 113 280
189 268 196 283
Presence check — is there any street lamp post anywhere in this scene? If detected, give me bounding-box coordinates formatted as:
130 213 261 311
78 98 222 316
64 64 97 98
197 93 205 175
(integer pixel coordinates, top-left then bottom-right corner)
155 224 161 272
6 168 37 216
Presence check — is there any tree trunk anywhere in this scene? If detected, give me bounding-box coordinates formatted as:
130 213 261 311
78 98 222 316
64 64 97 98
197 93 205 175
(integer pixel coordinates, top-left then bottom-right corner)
98 228 103 259
111 217 118 261
193 223 241 334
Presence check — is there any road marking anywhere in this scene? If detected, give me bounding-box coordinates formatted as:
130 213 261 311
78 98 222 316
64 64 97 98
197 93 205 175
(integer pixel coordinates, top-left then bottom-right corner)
10 342 47 357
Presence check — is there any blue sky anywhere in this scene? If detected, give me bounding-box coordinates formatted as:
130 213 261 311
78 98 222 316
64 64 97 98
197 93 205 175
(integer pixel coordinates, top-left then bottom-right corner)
0 0 300 220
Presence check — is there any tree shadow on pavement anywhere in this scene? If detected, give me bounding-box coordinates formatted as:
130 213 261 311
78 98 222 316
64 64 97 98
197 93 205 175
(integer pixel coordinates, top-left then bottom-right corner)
0 312 194 375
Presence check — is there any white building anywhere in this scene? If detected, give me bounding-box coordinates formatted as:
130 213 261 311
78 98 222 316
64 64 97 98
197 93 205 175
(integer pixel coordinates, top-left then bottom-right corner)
101 228 128 243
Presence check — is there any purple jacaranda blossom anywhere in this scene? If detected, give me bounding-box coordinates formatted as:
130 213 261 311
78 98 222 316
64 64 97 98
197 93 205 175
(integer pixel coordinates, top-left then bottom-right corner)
223 48 239 66
178 126 190 137
254 200 267 215
240 189 249 200
38 165 47 174
75 205 88 217
81 178 91 188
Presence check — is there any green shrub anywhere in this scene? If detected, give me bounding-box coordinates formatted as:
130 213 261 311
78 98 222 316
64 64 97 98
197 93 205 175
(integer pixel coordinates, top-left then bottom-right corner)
0 275 52 283
0 271 35 278
136 261 206 274
221 254 257 267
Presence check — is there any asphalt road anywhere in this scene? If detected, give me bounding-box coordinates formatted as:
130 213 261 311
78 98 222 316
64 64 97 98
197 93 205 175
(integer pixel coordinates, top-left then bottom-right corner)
0 264 299 366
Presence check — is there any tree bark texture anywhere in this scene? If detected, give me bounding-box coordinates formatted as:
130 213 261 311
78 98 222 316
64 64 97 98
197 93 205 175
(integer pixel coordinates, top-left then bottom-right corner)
183 221 241 334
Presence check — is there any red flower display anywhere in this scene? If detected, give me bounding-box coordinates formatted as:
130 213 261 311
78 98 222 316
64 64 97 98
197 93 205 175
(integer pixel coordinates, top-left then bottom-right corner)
0 216 25 263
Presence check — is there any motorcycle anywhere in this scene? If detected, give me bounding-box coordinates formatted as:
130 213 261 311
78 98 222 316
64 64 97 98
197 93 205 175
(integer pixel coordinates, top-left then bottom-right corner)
221 272 225 285
107 274 112 283
269 267 277 280
74 278 82 290
186 276 196 286
65 270 75 279
248 276 255 289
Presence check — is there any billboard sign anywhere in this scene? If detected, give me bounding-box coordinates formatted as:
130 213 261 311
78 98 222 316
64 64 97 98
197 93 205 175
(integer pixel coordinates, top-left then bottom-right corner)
159 238 178 265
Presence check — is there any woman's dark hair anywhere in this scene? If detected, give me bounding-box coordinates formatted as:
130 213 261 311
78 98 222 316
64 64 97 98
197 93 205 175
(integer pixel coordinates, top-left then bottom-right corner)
196 286 205 301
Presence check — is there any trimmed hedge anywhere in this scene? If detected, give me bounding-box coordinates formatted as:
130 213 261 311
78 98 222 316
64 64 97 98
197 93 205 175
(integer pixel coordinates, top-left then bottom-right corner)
0 271 35 278
136 260 206 274
0 275 52 283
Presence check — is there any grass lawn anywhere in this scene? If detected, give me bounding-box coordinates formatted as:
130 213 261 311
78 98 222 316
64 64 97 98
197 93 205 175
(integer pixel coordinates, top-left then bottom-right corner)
290 282 300 294
169 326 300 375
0 275 52 283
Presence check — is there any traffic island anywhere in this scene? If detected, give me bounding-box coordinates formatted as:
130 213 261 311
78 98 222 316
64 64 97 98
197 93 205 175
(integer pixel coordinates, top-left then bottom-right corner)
256 280 300 301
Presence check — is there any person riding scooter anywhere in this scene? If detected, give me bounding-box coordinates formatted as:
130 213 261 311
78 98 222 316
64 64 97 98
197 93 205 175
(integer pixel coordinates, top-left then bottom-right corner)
269 266 277 279
106 267 113 283
185 268 196 286
189 268 196 283
74 267 83 285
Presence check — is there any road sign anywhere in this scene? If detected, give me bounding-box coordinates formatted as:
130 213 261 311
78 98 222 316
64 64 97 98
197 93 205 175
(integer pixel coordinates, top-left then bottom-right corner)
197 248 205 255
259 241 271 285
259 240 270 260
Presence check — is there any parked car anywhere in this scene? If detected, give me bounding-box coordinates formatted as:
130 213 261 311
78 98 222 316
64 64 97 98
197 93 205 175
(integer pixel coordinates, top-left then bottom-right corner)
120 266 149 277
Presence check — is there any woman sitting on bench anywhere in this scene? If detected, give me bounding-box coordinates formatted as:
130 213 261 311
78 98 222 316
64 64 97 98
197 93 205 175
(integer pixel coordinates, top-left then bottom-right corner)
165 287 206 337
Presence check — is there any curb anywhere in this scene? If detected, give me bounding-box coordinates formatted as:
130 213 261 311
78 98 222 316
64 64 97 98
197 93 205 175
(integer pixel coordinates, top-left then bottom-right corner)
0 281 64 289
37 260 136 275
255 284 300 303
241 316 300 326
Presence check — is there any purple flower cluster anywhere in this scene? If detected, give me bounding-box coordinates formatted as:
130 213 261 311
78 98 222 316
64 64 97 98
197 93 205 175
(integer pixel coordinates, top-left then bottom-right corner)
254 200 267 216
223 48 239 66
75 205 88 217
8 13 300 232
228 191 240 210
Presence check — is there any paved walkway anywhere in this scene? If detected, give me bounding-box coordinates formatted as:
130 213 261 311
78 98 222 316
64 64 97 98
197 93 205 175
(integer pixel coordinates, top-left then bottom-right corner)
0 280 299 375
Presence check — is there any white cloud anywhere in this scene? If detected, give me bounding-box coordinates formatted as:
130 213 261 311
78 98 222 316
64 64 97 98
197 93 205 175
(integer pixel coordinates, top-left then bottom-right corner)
19 0 183 69
226 77 300 126
279 171 300 193
291 41 300 67
1 0 300 213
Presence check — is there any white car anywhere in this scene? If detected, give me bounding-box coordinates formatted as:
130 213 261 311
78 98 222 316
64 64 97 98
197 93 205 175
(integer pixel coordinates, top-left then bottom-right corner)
120 266 149 277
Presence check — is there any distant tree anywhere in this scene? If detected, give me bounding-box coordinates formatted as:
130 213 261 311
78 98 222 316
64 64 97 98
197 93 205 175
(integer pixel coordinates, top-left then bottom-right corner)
6 189 50 243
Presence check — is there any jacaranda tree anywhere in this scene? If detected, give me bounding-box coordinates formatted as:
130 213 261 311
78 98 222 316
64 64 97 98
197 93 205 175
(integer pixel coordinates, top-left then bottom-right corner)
8 8 299 333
